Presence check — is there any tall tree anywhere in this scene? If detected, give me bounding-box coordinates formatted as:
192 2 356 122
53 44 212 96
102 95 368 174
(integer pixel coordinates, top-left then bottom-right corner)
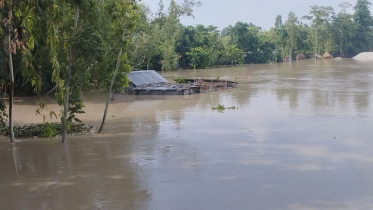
332 2 356 56
99 0 140 133
303 5 334 59
285 12 300 61
353 0 373 52
160 1 182 72
61 1 81 143
0 0 49 142
275 15 283 28
223 22 262 63
126 4 157 70
157 0 201 72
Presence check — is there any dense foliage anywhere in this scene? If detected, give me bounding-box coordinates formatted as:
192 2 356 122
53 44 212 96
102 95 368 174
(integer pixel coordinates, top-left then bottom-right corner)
0 0 372 141
130 0 372 70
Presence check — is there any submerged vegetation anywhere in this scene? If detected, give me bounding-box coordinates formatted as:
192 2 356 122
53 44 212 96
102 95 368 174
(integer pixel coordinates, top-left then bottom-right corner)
212 104 237 110
212 104 226 110
0 0 372 142
0 123 94 139
175 77 187 84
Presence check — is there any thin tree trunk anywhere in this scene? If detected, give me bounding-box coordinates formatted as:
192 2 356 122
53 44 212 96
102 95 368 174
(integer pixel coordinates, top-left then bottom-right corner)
315 29 318 60
99 31 125 133
44 86 57 96
147 57 150 70
8 30 14 143
80 87 86 102
12 141 18 175
62 6 80 143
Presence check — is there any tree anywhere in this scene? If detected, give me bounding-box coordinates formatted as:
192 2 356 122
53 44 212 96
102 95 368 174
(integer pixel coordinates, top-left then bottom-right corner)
285 12 300 61
332 2 356 56
157 0 201 72
99 0 140 133
275 15 283 28
303 5 334 59
61 1 81 143
187 47 211 69
126 4 158 70
0 0 49 142
221 45 244 65
273 25 288 61
295 24 313 57
3 2 15 142
353 0 373 52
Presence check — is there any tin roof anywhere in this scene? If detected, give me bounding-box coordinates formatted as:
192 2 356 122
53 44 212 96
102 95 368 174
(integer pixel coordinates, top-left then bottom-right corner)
127 70 168 86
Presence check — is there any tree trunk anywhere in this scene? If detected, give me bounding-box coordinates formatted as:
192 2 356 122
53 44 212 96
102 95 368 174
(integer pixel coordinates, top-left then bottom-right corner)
44 86 57 96
315 29 318 60
98 32 125 133
340 46 342 57
8 31 15 143
147 57 150 70
80 87 86 102
62 6 80 143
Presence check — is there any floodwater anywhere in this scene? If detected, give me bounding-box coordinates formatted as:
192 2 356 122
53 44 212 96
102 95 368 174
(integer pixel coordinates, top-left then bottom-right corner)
1 60 373 210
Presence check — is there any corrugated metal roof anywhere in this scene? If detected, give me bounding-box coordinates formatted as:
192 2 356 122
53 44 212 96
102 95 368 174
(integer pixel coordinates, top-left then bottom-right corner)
127 70 168 86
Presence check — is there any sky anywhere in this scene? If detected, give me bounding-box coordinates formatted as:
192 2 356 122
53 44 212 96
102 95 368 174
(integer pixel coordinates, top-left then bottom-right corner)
141 0 372 30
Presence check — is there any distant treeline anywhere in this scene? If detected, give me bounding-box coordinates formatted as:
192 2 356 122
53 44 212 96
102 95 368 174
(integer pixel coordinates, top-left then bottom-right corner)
133 0 373 70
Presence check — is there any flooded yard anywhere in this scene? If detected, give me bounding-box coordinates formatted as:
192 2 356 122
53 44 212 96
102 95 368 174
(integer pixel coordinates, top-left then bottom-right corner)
1 60 373 209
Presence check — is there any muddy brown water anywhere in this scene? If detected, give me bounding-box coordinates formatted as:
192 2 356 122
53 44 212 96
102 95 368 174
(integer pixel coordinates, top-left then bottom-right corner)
1 60 373 210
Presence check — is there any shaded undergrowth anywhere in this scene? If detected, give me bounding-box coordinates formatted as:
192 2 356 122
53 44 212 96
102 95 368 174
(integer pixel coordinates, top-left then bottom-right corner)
0 123 95 139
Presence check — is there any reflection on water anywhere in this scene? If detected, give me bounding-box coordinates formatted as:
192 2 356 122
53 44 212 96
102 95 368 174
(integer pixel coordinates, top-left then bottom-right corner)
0 133 150 209
1 60 373 209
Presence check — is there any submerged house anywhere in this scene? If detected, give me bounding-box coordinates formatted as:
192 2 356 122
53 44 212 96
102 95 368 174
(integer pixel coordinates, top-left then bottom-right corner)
127 70 168 89
126 70 236 95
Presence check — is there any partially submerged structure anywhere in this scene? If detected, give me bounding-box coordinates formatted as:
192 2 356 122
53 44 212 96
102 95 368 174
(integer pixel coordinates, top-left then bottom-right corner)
322 51 332 60
353 52 373 61
126 70 236 95
283 56 291 62
296 54 306 61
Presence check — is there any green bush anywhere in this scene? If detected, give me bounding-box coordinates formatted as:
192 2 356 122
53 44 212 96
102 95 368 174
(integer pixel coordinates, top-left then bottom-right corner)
212 104 225 110
211 104 237 110
0 99 7 129
0 123 94 139
175 77 186 84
